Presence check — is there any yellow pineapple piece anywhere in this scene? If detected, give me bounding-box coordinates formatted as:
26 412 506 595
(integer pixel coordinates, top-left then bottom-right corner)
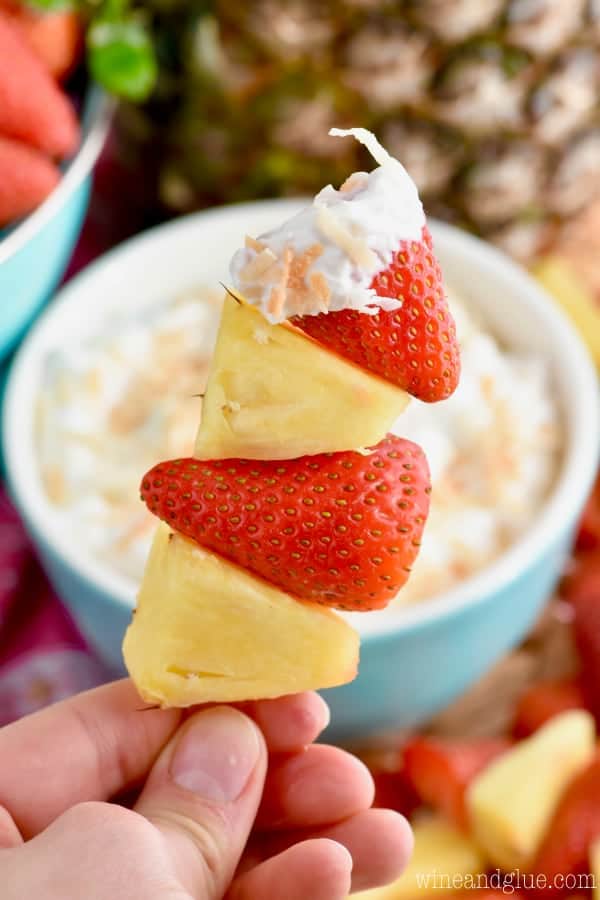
194 295 409 460
534 256 600 369
123 523 359 706
466 710 596 872
352 816 487 899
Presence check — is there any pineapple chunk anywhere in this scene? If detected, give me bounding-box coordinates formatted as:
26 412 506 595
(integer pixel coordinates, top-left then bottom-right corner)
466 710 595 872
194 295 409 460
352 816 487 899
534 256 600 370
123 523 359 706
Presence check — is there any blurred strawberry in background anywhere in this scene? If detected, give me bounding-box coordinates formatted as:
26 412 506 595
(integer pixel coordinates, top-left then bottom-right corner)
512 678 587 739
0 4 81 228
0 0 82 80
403 737 511 829
576 478 600 553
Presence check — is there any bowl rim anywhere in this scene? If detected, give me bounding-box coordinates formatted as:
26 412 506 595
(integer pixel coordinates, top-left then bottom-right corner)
0 87 114 266
3 202 599 639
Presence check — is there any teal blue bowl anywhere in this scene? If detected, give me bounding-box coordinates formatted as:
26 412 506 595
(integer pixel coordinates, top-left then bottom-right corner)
3 207 599 741
0 89 111 360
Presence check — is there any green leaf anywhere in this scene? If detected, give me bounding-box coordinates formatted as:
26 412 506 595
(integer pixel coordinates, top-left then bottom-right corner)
88 19 157 101
25 0 75 10
100 0 128 21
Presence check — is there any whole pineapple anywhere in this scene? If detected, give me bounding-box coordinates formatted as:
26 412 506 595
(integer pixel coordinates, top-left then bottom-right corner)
120 0 600 265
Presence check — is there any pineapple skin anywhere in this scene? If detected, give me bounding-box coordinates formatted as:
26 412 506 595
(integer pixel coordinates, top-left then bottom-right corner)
123 524 359 706
194 295 409 461
116 0 600 265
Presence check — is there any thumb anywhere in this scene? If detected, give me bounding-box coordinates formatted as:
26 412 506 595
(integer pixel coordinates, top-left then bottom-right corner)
135 705 267 900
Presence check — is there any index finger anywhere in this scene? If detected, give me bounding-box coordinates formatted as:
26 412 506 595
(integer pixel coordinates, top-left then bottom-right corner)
0 679 331 839
0 679 180 839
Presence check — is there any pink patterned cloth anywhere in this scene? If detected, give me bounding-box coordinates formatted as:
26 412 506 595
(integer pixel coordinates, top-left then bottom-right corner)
0 490 109 725
0 140 141 724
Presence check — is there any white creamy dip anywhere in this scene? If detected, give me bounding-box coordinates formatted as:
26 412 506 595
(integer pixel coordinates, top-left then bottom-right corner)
37 285 560 613
37 288 222 579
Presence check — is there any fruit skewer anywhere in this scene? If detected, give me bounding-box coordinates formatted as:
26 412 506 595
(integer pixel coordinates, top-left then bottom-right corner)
123 129 460 707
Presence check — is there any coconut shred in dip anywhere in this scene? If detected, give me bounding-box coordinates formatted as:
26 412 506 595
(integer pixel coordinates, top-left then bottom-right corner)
37 289 222 579
230 128 426 323
387 294 560 610
37 283 560 612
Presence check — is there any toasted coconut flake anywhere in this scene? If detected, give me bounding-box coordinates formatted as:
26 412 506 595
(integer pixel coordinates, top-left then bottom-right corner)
315 203 378 269
43 465 68 505
267 246 293 318
239 247 278 281
267 285 286 319
245 235 266 252
309 271 331 309
289 244 324 282
286 244 325 314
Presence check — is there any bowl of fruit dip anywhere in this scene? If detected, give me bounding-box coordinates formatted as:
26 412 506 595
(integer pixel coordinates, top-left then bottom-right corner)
3 196 599 739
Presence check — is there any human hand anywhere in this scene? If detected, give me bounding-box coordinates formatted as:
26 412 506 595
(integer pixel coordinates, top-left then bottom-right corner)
0 679 412 899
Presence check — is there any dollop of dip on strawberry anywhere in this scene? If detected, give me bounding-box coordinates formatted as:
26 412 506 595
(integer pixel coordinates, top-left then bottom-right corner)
230 128 426 323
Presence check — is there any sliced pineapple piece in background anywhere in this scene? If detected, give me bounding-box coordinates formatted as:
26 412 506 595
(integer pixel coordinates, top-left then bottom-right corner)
534 256 600 369
123 524 359 706
194 295 409 461
466 710 596 871
352 815 487 899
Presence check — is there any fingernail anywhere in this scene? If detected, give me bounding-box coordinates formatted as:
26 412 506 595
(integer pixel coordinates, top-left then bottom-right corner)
170 706 261 803
316 695 331 731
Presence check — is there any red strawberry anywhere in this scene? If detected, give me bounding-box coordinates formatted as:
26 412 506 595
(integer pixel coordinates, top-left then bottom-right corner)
562 555 600 606
403 736 511 829
0 12 79 159
0 135 60 226
371 769 421 817
564 559 600 722
360 747 422 817
576 478 600 553
1 3 82 81
512 679 587 739
533 753 600 894
140 435 431 611
293 226 460 403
